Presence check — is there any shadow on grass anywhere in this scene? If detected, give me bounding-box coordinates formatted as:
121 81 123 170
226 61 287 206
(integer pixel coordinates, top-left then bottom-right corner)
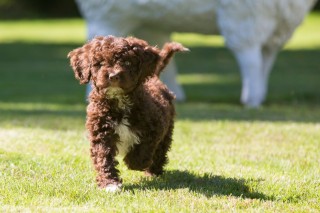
1 42 319 124
1 42 319 105
175 46 320 105
0 103 319 133
0 42 85 105
1 100 320 131
125 170 271 200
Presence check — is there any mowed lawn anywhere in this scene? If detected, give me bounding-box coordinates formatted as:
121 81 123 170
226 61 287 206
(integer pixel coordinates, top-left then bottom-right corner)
0 13 319 212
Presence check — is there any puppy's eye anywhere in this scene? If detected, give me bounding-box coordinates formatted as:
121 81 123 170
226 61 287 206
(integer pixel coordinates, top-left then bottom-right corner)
94 62 105 67
124 61 131 66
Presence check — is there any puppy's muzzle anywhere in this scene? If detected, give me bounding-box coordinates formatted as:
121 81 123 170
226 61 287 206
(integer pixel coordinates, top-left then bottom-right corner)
108 72 124 88
109 72 120 82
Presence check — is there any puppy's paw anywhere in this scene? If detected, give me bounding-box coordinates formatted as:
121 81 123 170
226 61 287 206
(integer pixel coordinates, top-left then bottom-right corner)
144 170 156 177
105 183 122 193
144 169 163 177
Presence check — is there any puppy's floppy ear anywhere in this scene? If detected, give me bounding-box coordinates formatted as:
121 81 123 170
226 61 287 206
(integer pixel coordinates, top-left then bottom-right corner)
142 46 160 64
156 42 189 75
67 47 92 84
132 45 160 77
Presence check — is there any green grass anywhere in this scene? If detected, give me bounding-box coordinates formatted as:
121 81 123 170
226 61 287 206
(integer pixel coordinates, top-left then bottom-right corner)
1 13 320 212
0 19 85 44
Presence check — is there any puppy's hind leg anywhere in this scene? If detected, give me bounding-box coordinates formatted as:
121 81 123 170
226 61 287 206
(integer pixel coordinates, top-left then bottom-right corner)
145 124 174 177
123 142 155 172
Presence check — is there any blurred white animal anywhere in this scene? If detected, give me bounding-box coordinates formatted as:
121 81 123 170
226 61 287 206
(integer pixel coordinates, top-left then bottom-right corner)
75 0 317 107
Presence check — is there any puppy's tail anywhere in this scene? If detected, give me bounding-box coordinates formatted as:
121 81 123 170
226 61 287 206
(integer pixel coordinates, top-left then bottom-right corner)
155 42 189 76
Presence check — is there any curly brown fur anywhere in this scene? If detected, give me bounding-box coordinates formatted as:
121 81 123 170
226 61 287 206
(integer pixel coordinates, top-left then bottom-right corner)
68 36 187 190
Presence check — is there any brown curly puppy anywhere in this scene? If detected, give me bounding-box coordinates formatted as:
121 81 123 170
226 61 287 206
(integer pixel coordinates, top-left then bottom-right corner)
68 36 187 192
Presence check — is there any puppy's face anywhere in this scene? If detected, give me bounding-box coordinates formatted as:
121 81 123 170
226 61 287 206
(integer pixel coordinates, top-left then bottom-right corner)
68 36 160 93
93 47 142 92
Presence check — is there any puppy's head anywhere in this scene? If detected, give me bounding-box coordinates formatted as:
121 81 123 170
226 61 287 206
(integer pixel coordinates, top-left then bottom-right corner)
68 36 161 93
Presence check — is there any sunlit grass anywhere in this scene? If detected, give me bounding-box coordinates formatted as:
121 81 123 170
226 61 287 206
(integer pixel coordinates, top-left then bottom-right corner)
0 12 319 49
285 12 320 49
1 103 319 212
172 33 224 47
0 19 86 44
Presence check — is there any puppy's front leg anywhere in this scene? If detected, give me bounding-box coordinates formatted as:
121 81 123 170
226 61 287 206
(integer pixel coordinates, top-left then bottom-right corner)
87 113 122 192
90 142 122 191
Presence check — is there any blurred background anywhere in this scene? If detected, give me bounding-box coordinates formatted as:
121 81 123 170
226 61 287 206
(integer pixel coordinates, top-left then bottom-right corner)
0 0 319 19
0 0 319 106
0 0 80 19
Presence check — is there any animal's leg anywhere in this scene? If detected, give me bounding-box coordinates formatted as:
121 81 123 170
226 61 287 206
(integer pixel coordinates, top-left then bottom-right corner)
232 46 267 107
86 109 122 192
134 30 186 101
161 60 185 102
90 142 121 191
145 124 174 177
86 83 93 101
123 141 156 172
262 45 278 83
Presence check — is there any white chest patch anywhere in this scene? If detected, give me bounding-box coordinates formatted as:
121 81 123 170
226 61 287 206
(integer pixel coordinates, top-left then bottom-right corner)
105 88 139 155
115 118 140 156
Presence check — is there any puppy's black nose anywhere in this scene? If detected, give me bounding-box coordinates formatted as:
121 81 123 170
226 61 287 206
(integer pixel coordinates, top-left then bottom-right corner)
109 73 120 82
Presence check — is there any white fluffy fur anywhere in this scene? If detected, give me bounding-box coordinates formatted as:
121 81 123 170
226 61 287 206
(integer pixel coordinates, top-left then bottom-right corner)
105 88 140 156
115 118 140 156
105 183 122 193
76 0 317 107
